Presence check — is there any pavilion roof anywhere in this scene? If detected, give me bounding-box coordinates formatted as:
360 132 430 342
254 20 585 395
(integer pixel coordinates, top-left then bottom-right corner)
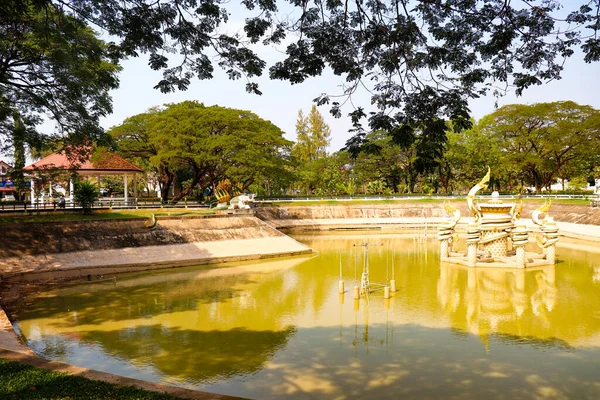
23 149 143 173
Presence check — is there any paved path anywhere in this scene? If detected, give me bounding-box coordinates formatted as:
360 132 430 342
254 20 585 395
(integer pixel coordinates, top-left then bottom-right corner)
555 221 600 241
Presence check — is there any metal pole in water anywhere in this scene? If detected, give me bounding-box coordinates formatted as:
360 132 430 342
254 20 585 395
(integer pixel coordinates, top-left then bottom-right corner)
390 248 396 292
339 249 344 293
386 248 389 284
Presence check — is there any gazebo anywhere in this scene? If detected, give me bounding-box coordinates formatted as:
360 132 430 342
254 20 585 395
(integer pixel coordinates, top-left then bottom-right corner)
23 149 143 205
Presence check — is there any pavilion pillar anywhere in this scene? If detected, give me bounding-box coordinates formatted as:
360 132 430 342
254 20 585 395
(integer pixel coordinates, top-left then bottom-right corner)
30 177 35 206
96 175 101 190
69 178 74 203
123 174 129 202
49 180 53 197
133 174 138 199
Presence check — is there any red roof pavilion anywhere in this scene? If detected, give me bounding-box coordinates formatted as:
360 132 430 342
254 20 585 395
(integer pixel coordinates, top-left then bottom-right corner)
24 149 143 175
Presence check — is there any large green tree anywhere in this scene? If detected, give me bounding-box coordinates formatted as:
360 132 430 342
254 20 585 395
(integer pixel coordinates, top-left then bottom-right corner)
478 101 600 192
108 109 177 201
4 0 599 154
0 1 120 155
110 101 291 202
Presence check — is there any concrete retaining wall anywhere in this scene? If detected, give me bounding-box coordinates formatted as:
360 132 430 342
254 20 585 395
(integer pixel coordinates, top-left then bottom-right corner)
255 202 600 228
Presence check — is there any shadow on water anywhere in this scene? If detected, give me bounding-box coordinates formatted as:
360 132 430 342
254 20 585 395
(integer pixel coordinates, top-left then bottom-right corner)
78 323 600 400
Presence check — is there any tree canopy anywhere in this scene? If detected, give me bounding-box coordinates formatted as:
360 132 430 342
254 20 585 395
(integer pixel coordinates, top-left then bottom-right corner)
3 0 599 156
478 101 600 191
292 105 331 163
284 101 600 197
110 101 291 202
0 1 120 153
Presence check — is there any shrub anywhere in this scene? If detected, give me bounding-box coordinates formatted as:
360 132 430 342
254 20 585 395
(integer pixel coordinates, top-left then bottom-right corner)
74 180 100 214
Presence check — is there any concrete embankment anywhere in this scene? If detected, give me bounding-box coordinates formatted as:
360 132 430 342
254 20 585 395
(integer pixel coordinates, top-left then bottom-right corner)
254 202 600 241
0 215 312 282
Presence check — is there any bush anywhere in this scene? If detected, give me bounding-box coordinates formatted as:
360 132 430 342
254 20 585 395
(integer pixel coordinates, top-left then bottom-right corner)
74 181 100 214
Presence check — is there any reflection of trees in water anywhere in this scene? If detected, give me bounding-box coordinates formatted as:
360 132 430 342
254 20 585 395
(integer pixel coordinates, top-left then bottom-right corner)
20 272 251 326
437 263 600 347
81 325 296 384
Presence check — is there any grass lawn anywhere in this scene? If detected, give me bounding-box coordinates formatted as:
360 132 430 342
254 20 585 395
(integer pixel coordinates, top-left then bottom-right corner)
0 209 215 225
0 358 184 400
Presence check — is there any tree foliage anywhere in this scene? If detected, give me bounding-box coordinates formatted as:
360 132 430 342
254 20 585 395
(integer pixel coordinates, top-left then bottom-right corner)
479 101 600 191
110 101 291 202
11 111 26 200
288 101 600 196
0 1 120 153
292 105 331 162
3 0 598 155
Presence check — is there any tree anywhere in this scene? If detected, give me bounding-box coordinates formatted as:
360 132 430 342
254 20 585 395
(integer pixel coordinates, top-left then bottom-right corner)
5 0 598 153
292 105 331 162
440 123 503 194
108 110 177 202
478 101 600 192
351 131 414 192
0 1 120 155
11 111 27 200
74 180 99 214
110 101 291 202
307 105 331 160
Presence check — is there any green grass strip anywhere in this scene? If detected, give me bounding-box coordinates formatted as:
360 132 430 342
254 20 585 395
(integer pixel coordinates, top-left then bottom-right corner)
0 358 184 399
0 209 215 225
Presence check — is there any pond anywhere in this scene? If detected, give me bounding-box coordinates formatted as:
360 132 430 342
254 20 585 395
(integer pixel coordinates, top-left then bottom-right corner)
12 232 600 399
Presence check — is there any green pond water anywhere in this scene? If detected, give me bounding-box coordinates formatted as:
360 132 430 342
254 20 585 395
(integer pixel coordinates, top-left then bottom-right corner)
13 232 600 399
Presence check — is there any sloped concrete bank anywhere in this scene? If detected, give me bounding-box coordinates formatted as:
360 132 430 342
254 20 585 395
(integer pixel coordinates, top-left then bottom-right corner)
1 215 306 399
0 215 287 258
254 202 600 241
0 215 312 282
255 202 600 226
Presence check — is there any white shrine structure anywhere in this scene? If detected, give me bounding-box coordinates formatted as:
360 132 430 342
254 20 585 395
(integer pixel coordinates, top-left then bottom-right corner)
438 168 558 268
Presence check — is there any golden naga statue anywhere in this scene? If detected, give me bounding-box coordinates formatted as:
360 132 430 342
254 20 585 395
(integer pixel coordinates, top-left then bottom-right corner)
214 179 242 204
467 167 490 221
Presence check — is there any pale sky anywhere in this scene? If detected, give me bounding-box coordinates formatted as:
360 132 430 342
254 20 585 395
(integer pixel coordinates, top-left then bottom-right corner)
102 50 600 153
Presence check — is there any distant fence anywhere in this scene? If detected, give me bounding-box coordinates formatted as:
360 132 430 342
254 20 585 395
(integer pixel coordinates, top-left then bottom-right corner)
254 194 595 202
0 198 209 214
1 194 596 214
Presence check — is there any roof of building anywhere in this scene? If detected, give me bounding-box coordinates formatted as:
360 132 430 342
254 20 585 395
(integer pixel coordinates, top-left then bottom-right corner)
23 149 143 173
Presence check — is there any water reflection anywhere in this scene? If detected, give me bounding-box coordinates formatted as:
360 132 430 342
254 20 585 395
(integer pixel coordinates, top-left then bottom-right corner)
438 265 562 351
12 233 600 399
